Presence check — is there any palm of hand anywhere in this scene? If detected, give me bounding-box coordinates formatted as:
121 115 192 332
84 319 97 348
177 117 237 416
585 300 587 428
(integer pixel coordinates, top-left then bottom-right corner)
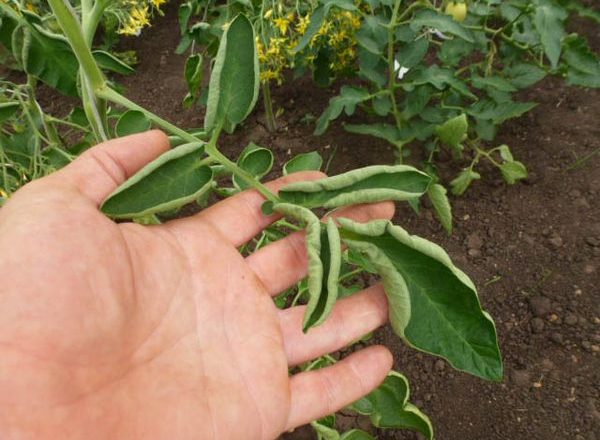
0 132 393 439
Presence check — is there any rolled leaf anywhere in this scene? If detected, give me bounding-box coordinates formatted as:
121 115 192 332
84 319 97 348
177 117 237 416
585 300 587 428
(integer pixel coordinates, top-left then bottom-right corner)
204 14 259 133
339 219 503 381
279 165 431 209
283 151 323 175
349 371 433 439
102 142 211 218
92 50 134 75
273 203 336 332
303 218 342 331
427 183 452 235
233 142 274 190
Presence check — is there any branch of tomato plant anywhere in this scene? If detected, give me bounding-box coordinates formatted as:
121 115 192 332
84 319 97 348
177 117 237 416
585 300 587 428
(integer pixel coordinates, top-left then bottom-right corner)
387 0 404 139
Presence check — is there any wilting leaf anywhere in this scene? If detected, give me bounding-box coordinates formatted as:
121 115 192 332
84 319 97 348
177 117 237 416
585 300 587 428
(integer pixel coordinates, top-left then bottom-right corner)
183 53 204 108
101 142 211 218
233 142 273 189
283 151 323 175
204 14 259 133
349 371 433 439
93 50 134 75
279 165 431 209
303 218 341 330
315 86 371 135
340 219 503 381
499 160 527 184
428 183 452 235
115 110 151 137
435 113 467 149
450 168 480 195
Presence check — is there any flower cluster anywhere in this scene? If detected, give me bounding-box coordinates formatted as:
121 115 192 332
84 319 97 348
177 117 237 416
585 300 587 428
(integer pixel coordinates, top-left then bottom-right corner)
257 4 363 84
114 0 166 37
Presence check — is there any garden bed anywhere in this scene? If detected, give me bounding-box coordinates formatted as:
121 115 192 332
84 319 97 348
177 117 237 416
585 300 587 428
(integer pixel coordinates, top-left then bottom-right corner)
36 4 600 440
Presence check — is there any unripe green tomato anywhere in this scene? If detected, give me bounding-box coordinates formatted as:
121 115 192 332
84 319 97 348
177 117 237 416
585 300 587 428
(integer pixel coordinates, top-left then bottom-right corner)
445 2 468 22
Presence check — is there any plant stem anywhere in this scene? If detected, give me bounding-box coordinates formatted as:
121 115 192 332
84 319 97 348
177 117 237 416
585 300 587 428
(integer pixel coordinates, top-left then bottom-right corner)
204 129 279 202
47 0 106 92
387 0 404 155
262 82 277 132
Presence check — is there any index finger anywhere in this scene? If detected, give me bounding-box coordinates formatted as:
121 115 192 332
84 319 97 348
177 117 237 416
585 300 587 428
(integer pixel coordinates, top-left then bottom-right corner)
169 171 325 247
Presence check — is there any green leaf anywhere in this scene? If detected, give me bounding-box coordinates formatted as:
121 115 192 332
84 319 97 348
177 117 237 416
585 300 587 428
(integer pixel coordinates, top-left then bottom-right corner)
410 9 474 43
101 142 211 218
372 95 392 116
435 113 467 148
472 75 517 92
503 63 546 89
562 34 600 88
344 123 402 146
340 220 503 381
292 5 328 53
303 218 342 330
283 151 323 175
115 110 151 137
179 2 193 34
428 183 452 235
467 99 536 124
183 53 204 107
396 37 429 69
349 371 433 439
533 1 567 69
279 165 432 209
315 86 371 135
204 14 259 133
499 160 527 184
312 421 340 440
498 144 513 162
340 430 375 440
408 65 477 99
233 142 273 189
450 168 480 195
272 203 325 332
92 50 134 75
0 101 20 123
12 23 78 96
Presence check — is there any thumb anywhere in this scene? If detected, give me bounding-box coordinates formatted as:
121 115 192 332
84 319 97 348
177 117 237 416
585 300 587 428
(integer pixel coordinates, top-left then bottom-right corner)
53 130 170 206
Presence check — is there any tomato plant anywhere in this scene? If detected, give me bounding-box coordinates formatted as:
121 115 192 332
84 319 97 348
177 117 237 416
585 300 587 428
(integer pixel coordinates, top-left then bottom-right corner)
7 1 505 436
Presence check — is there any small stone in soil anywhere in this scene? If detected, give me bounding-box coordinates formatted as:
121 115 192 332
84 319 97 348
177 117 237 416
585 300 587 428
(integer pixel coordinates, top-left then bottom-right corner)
548 233 563 248
529 295 552 317
565 313 579 326
550 332 564 345
434 359 446 372
531 317 545 333
511 369 531 387
585 236 599 247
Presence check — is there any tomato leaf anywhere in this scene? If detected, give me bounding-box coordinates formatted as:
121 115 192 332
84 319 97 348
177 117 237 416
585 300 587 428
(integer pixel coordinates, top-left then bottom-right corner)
204 14 259 133
279 165 432 209
283 151 323 175
101 142 211 218
115 110 151 137
428 183 452 235
233 142 273 189
349 371 433 439
340 219 503 381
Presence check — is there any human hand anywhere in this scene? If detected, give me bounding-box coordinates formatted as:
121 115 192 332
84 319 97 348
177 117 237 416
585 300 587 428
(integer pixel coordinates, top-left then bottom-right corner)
0 131 394 439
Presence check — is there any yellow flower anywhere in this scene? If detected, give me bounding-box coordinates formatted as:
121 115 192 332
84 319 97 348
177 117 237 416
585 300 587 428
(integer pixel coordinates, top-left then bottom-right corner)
131 5 150 27
25 2 37 13
273 17 290 34
150 0 166 8
296 14 310 34
0 188 7 199
264 8 273 19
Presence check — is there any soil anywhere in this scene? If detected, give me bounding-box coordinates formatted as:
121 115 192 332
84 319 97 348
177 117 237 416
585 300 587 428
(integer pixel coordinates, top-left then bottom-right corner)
38 4 600 439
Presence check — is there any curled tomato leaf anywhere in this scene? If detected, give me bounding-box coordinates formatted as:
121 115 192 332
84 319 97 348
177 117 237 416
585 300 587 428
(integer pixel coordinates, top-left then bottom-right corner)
279 165 431 209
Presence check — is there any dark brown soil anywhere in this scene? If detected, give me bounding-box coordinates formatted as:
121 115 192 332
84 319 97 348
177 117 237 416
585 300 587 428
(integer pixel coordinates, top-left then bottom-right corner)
41 4 600 439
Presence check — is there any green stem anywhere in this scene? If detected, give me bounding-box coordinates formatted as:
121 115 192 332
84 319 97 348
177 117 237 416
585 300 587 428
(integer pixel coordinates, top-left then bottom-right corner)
47 0 105 92
83 0 109 46
262 81 277 132
204 129 278 203
387 0 403 155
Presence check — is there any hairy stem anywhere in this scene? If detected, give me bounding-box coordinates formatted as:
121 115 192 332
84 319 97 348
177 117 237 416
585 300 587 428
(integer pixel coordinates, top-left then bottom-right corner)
262 82 277 132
